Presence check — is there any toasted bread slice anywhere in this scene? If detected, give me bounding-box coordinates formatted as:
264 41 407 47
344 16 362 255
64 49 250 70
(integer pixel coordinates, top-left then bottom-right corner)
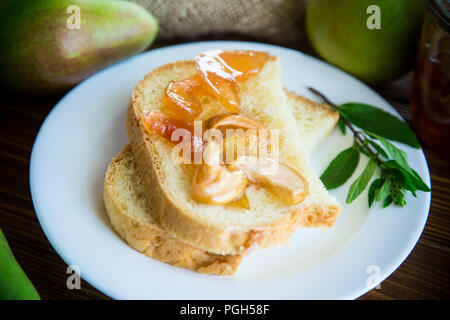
127 57 341 255
104 93 338 275
104 145 242 275
286 91 339 154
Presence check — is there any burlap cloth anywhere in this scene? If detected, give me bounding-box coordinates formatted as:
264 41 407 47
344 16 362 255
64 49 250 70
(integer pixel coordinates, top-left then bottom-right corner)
132 0 307 42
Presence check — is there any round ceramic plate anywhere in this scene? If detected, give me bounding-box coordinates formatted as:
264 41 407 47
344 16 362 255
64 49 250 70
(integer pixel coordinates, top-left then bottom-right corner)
30 41 431 299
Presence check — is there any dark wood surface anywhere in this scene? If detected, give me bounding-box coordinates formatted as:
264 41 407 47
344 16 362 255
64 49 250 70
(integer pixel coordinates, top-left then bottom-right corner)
0 35 449 300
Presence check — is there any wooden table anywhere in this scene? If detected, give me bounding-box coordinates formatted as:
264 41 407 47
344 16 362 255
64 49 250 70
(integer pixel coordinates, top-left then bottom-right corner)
0 35 449 300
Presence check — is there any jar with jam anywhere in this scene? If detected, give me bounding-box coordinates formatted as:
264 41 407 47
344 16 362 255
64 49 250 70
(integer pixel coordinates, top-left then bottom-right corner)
410 0 450 161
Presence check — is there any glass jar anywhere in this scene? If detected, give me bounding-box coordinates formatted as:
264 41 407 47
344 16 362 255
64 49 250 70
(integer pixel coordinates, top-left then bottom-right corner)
410 0 450 161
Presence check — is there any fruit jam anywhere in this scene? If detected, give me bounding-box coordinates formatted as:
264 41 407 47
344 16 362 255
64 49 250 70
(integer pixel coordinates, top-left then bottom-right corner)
142 50 269 159
410 7 450 161
163 50 269 122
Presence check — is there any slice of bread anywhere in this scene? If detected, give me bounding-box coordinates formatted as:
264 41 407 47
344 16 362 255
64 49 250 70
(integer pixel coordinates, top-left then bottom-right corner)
286 91 338 155
104 93 338 275
127 57 341 255
104 145 242 275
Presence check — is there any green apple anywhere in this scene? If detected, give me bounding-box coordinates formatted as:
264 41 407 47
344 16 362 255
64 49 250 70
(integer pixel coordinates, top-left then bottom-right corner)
306 0 426 84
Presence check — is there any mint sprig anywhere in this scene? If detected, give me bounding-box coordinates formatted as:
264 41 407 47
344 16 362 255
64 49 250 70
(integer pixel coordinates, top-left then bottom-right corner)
320 141 360 189
309 88 430 209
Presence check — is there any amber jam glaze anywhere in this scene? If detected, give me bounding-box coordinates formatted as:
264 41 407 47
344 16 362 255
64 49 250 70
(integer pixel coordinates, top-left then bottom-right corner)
141 50 309 207
141 110 204 159
410 9 450 160
141 50 269 158
163 50 269 122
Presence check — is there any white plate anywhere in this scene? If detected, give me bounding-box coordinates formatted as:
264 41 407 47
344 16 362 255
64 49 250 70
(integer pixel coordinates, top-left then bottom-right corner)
30 41 431 300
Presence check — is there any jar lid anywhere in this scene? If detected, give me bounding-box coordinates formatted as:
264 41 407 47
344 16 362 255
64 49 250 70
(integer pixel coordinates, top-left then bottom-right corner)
427 0 450 31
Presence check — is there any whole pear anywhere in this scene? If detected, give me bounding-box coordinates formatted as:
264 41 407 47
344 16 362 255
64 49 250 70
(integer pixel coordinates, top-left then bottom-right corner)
0 0 158 95
306 0 425 84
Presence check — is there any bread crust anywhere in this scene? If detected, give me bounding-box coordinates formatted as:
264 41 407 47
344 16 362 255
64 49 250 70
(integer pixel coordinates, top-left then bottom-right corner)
127 60 341 255
285 91 339 120
103 146 242 275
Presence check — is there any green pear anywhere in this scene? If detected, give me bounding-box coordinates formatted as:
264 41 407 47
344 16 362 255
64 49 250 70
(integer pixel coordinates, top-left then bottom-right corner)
0 228 40 300
0 0 158 95
306 0 425 84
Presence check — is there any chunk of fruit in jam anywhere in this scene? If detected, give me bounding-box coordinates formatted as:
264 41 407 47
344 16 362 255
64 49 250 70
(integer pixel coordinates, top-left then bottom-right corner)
213 50 270 82
196 50 269 114
141 110 203 159
163 75 214 122
163 50 269 120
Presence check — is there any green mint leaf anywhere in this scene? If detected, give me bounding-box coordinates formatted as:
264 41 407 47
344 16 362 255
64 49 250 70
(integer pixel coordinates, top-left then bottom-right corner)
383 195 394 208
358 143 372 158
346 158 377 204
367 139 388 158
339 103 420 148
391 189 406 207
320 143 360 189
367 133 409 168
404 167 431 192
368 178 383 208
384 160 430 192
375 179 391 202
337 117 346 135
384 162 417 196
367 133 430 192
